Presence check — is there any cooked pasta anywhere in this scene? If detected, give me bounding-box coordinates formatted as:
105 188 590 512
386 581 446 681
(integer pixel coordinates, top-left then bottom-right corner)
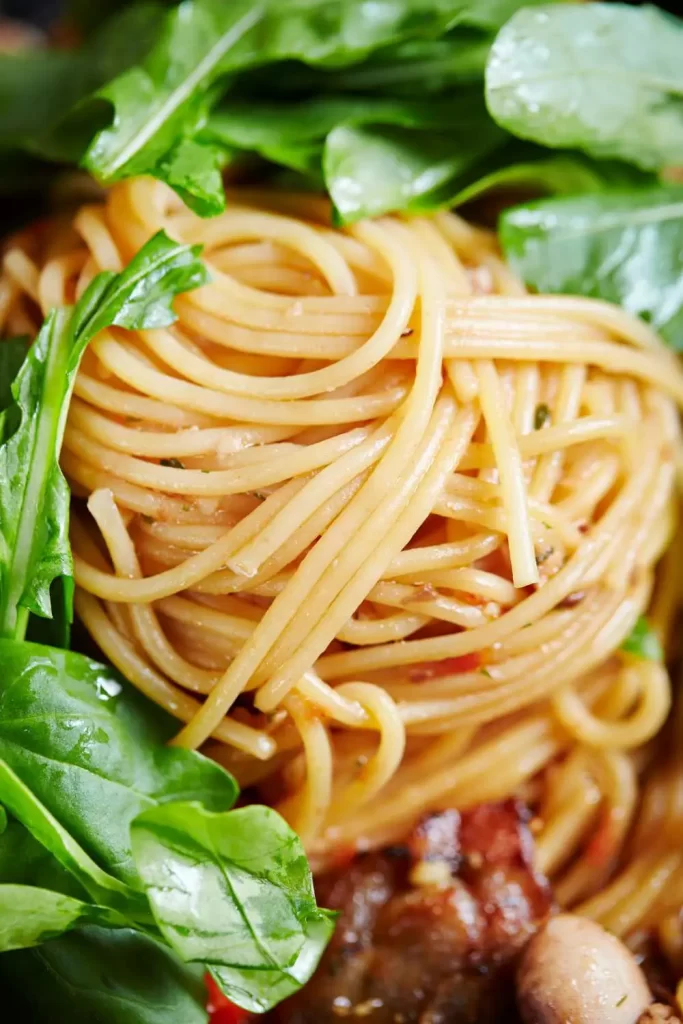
3 176 683 957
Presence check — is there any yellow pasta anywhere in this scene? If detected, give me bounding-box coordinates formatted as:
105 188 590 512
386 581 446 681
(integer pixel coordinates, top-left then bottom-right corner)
3 175 683 948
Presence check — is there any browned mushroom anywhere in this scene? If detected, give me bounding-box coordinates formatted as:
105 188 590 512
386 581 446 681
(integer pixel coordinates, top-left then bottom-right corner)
517 914 652 1024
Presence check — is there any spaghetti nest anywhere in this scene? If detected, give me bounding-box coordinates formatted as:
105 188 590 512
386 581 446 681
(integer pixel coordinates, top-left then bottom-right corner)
3 177 683 949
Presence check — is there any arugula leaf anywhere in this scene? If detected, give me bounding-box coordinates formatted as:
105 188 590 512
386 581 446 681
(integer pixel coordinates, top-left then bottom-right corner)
0 232 207 640
131 802 336 1012
324 107 504 222
238 29 494 99
621 617 663 661
448 146 655 207
0 885 126 952
0 338 28 415
0 5 165 164
0 640 237 888
486 3 683 172
0 926 208 1024
499 187 683 350
80 0 541 213
207 91 506 220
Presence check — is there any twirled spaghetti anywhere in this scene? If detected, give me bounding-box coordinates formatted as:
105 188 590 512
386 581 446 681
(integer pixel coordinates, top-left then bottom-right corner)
2 176 683 960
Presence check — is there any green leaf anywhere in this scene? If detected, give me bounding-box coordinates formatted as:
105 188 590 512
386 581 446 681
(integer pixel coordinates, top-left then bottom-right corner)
0 926 208 1024
0 759 144 918
0 817 86 898
621 617 663 661
207 92 503 195
0 5 165 164
499 187 683 350
448 146 655 207
81 0 536 212
0 232 207 639
73 230 209 339
486 3 683 172
131 802 335 1013
0 309 76 638
0 884 126 952
0 640 237 889
0 338 28 415
154 136 234 218
239 28 494 99
324 97 505 222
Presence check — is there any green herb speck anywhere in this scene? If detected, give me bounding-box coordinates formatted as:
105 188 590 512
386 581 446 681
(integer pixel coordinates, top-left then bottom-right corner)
536 546 554 565
534 403 550 430
160 457 184 469
621 616 663 662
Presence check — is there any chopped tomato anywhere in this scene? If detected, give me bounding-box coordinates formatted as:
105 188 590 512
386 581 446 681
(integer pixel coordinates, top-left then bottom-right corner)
409 652 482 682
206 974 251 1024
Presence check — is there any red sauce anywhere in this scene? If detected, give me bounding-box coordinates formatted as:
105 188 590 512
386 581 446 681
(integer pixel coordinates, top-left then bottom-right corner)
585 811 616 868
409 651 482 681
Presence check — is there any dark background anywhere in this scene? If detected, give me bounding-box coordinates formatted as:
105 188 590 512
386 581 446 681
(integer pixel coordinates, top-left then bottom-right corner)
2 0 683 27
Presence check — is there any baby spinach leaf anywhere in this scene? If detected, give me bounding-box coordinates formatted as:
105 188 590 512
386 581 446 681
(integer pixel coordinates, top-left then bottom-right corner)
621 617 663 661
0 232 207 640
499 187 683 350
486 3 683 171
0 640 237 889
0 926 208 1024
0 759 145 919
0 817 86 899
131 802 336 1013
0 885 126 952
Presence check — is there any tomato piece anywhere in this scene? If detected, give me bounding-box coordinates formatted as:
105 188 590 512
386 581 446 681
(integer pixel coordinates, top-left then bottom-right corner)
206 974 251 1024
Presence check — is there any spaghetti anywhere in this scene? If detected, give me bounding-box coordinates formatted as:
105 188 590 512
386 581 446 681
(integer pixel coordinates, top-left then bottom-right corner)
3 176 683 959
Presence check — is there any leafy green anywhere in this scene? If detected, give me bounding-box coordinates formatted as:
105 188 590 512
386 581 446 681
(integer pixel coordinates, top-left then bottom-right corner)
131 802 336 1012
325 118 502 223
0 232 208 641
0 926 208 1024
447 147 655 208
0 817 86 899
0 5 165 164
82 0 503 212
0 338 28 415
207 91 506 222
0 644 330 1010
0 640 237 888
0 885 126 952
0 0 546 217
0 759 145 918
486 3 683 172
258 30 493 98
499 187 683 350
621 617 663 661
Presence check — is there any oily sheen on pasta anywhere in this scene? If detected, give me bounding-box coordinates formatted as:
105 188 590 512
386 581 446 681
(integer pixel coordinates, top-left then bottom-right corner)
3 177 683 954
